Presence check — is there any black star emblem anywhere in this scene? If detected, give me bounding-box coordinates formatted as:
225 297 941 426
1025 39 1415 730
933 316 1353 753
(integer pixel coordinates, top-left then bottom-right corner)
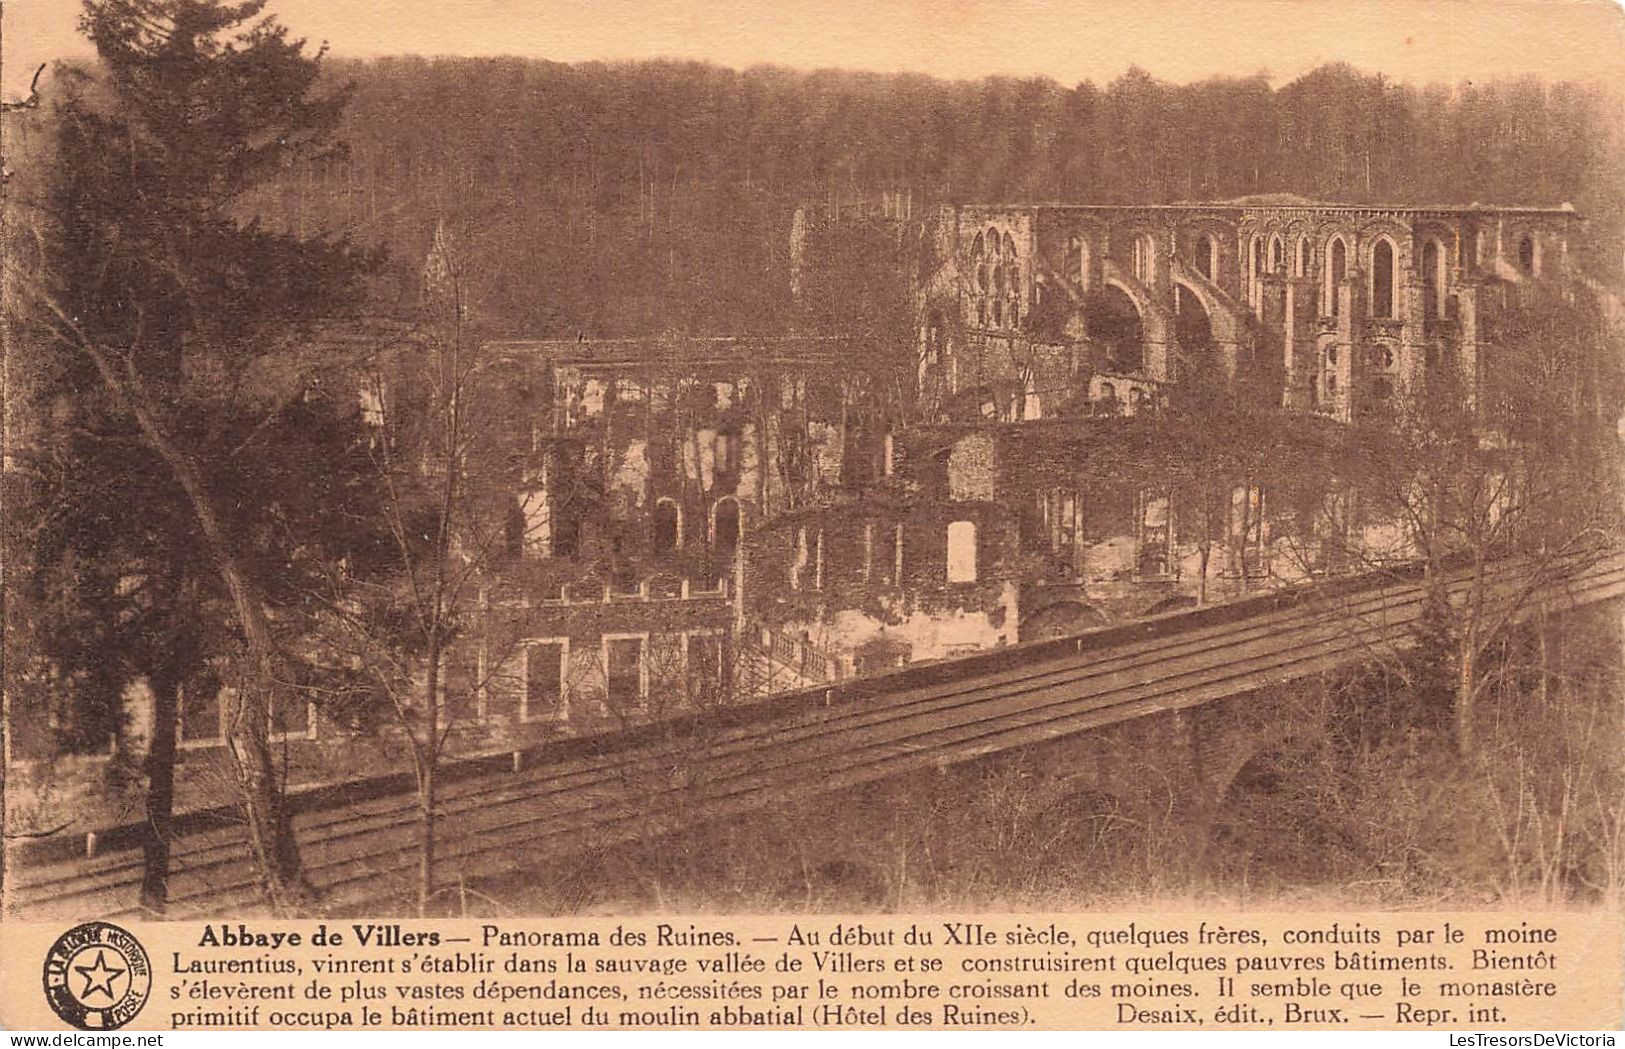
73 949 125 1001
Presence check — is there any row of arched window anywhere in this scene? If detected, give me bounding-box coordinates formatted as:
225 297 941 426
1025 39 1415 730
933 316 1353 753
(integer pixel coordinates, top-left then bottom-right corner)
1241 231 1442 321
969 225 1022 329
1043 224 1559 334
1058 228 1426 322
1058 231 1156 290
1053 223 1544 316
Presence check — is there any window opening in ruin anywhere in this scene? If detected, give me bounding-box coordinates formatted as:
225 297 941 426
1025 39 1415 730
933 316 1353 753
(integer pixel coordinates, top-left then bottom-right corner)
1067 234 1089 290
713 430 738 474
270 687 312 742
178 681 224 747
947 520 978 583
1248 235 1264 308
1043 488 1084 579
1372 238 1396 318
686 632 727 697
1195 234 1216 280
790 526 809 590
1422 239 1442 318
604 636 646 710
552 514 580 558
1327 237 1347 316
713 497 741 561
504 497 526 558
523 640 566 721
653 498 681 555
1132 233 1153 283
440 653 478 726
1136 490 1171 578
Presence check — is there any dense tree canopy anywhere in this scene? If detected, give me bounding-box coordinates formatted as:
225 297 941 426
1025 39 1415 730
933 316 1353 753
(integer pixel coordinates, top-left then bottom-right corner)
235 57 1624 337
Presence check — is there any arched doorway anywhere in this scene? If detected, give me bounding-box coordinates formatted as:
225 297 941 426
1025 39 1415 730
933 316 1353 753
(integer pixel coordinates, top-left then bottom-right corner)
712 497 741 562
1021 600 1109 641
1211 735 1351 885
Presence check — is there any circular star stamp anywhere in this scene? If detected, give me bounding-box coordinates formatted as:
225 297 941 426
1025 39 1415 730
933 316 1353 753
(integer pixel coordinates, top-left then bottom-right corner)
42 921 152 1030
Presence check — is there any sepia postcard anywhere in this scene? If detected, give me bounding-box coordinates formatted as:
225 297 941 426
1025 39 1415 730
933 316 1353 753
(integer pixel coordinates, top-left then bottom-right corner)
1 0 1623 1034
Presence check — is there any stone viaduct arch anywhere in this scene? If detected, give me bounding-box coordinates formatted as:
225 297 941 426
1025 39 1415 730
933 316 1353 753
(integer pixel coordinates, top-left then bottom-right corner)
1167 262 1247 380
1097 265 1171 380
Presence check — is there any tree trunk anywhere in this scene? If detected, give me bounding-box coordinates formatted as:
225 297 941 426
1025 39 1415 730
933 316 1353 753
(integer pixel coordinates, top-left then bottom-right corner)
1236 482 1254 595
140 659 181 914
167 471 314 912
418 752 437 918
69 333 316 912
228 649 314 914
1196 486 1213 605
123 379 314 911
1456 636 1476 757
416 651 442 918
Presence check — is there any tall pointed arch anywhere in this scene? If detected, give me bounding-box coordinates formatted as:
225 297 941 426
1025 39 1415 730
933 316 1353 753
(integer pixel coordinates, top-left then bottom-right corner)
1370 237 1396 319
1324 236 1348 316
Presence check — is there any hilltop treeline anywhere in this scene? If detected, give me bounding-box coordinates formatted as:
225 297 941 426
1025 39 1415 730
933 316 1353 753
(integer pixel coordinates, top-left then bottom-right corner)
240 58 1623 333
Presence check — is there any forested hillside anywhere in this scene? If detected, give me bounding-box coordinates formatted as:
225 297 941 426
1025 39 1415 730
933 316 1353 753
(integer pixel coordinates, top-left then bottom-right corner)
240 58 1624 334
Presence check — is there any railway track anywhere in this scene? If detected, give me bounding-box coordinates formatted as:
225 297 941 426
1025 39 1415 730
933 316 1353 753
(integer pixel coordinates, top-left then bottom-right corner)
9 550 1623 919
